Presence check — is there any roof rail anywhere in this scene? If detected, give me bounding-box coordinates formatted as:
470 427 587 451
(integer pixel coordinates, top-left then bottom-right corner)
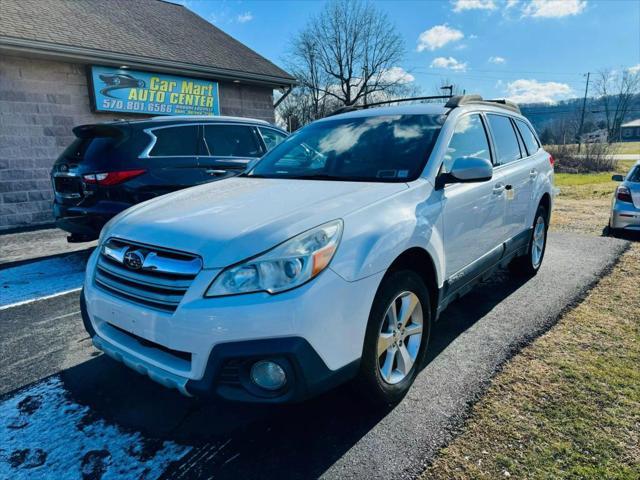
484 98 521 114
445 94 521 114
326 95 453 117
444 95 483 108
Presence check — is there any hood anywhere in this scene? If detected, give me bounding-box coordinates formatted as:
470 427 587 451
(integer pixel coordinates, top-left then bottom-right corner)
104 177 407 268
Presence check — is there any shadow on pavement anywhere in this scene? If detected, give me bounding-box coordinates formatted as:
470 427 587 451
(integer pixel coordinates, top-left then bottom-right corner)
56 269 529 479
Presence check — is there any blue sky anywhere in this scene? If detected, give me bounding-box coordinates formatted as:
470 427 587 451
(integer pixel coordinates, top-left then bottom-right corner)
177 0 640 103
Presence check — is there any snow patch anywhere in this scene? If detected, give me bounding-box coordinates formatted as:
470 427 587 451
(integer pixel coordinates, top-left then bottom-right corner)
0 377 191 479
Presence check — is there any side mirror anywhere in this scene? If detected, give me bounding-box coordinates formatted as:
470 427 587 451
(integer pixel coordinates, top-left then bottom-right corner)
611 174 624 182
437 157 493 189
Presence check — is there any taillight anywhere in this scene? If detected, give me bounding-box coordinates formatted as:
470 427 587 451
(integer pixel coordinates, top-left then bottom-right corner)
83 169 146 186
616 186 632 203
548 154 555 167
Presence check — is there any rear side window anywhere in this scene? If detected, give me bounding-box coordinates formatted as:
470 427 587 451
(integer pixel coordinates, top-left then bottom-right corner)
61 137 119 161
149 126 199 156
515 119 540 156
443 114 492 173
487 114 522 165
259 127 287 151
203 125 262 157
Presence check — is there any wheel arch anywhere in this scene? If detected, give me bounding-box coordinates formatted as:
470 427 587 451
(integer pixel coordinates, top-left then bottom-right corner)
539 192 552 224
385 247 439 322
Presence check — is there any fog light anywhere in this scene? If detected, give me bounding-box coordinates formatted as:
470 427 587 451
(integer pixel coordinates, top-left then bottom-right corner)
250 360 287 391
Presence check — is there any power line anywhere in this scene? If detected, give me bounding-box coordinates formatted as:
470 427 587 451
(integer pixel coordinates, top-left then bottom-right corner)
408 66 587 77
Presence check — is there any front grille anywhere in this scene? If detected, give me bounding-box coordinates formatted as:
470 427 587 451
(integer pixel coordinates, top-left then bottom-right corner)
94 238 202 312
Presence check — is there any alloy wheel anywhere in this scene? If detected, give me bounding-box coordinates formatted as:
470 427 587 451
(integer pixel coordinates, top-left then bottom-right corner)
377 291 423 385
531 215 546 268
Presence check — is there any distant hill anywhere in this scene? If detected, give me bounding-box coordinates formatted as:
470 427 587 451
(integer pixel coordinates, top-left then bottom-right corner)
520 94 640 133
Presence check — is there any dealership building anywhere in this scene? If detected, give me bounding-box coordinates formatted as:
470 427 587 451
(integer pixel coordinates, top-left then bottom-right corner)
0 0 295 231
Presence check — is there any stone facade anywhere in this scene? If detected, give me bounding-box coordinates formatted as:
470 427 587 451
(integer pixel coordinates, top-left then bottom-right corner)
0 54 275 231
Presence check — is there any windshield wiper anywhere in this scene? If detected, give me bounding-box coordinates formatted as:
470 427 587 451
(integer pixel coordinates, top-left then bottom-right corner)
284 174 345 181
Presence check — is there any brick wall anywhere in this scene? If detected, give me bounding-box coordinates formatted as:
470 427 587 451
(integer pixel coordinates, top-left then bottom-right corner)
0 54 275 231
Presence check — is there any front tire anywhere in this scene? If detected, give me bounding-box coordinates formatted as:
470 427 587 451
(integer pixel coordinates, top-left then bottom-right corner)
510 205 548 277
355 270 431 406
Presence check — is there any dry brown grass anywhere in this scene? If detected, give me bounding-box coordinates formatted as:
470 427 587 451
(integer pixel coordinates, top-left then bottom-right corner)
422 244 640 480
421 171 640 479
550 183 613 235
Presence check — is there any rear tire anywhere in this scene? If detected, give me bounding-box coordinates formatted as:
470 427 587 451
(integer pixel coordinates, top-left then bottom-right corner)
354 270 431 406
509 205 548 277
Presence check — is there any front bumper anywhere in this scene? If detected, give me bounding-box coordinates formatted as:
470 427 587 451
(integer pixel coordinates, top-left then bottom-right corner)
81 249 382 402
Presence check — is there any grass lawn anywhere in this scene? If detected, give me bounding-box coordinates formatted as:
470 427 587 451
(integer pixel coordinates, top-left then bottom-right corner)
552 159 636 235
422 243 639 479
612 141 640 155
421 167 640 479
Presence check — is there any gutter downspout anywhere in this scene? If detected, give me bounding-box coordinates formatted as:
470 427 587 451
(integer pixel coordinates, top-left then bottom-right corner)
274 86 293 109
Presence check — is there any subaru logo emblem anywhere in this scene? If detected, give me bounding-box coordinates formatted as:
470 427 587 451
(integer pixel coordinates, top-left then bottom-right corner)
123 249 145 270
60 164 68 172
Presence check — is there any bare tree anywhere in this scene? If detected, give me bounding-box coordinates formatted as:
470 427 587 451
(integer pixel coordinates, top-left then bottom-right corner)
593 68 640 141
285 0 408 122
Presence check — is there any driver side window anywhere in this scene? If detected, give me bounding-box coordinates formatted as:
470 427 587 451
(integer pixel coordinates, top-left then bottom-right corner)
443 114 491 173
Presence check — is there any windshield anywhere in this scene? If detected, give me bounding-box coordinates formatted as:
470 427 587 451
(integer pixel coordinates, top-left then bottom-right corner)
628 166 640 183
248 114 444 182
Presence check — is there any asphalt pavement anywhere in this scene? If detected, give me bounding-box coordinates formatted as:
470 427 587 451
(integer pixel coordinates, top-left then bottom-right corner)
0 232 629 479
0 228 96 268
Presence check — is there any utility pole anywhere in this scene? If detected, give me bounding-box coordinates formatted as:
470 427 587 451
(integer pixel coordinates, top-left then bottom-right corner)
363 66 369 106
577 72 591 152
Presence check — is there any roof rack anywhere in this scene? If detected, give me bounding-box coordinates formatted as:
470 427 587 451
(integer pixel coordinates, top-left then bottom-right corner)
445 95 521 114
327 95 453 117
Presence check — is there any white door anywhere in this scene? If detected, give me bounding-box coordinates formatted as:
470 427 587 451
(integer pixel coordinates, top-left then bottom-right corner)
440 113 506 281
486 114 532 239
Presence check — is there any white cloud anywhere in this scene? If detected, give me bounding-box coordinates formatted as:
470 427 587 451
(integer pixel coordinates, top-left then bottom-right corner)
431 56 468 72
452 0 497 11
522 0 587 18
417 25 464 52
506 0 519 7
506 79 573 104
489 56 506 64
629 64 640 74
380 67 415 84
236 11 254 23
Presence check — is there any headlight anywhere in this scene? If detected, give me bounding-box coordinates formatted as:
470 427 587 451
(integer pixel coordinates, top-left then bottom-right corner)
206 219 343 297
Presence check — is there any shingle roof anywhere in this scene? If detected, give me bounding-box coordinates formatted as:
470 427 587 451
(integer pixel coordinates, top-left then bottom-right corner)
0 0 295 85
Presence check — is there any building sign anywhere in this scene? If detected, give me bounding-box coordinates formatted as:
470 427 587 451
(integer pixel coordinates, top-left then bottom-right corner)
89 66 220 116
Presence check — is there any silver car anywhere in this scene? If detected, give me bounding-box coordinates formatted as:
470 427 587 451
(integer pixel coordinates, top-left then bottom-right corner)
610 161 640 235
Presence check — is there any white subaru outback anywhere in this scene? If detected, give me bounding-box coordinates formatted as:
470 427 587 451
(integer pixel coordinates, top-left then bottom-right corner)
81 95 554 404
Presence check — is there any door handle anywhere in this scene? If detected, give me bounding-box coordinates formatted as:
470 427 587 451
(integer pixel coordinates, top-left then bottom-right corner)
529 169 538 179
205 169 227 176
493 183 505 194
